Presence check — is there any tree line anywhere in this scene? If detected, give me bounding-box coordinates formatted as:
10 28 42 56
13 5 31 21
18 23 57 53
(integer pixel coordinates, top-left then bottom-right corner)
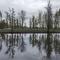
0 1 60 29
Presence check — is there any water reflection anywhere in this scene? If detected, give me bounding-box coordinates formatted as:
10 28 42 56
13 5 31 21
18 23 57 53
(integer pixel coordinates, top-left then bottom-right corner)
54 34 60 54
0 37 2 51
5 34 15 58
0 33 60 60
18 34 26 52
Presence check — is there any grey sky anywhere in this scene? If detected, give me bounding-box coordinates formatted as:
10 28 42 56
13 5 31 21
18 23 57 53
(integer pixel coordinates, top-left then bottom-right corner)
0 0 60 26
0 0 60 15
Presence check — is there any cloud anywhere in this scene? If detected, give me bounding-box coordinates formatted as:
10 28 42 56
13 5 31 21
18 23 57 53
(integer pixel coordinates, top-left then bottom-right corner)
0 0 60 16
0 0 60 26
0 0 47 12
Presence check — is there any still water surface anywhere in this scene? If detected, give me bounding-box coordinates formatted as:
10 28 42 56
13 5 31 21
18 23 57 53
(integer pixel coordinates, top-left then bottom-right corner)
0 33 60 60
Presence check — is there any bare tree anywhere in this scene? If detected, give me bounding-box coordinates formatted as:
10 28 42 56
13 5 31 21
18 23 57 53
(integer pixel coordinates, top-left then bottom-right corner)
45 0 53 58
38 12 42 28
0 11 2 21
20 10 26 28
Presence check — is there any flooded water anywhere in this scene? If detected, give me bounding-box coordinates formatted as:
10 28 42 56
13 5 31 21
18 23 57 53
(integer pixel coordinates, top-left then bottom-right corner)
0 33 60 60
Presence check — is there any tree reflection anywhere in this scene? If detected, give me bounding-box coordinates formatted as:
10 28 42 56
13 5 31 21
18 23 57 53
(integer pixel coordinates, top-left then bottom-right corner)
54 34 60 54
29 33 54 58
1 33 5 40
29 34 41 51
31 33 38 47
0 38 2 51
37 36 41 51
20 34 26 52
45 34 53 58
29 34 32 44
1 33 60 59
5 34 9 47
5 33 26 58
5 34 15 58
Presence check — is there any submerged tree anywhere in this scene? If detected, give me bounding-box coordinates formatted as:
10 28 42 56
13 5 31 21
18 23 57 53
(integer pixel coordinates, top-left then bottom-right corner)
32 15 35 28
44 13 48 28
54 9 60 28
45 0 53 58
29 18 32 28
5 12 9 28
38 12 42 28
7 8 15 28
54 11 59 29
0 11 2 21
0 20 7 29
20 10 26 28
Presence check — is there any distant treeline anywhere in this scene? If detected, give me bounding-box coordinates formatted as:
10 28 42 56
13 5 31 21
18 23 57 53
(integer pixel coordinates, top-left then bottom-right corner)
0 1 60 29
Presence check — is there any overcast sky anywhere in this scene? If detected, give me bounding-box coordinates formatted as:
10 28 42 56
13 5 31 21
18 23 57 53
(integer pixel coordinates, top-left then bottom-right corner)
0 0 60 26
0 0 60 15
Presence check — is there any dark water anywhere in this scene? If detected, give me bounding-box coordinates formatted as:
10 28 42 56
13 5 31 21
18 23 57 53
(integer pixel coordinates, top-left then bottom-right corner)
0 33 60 60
